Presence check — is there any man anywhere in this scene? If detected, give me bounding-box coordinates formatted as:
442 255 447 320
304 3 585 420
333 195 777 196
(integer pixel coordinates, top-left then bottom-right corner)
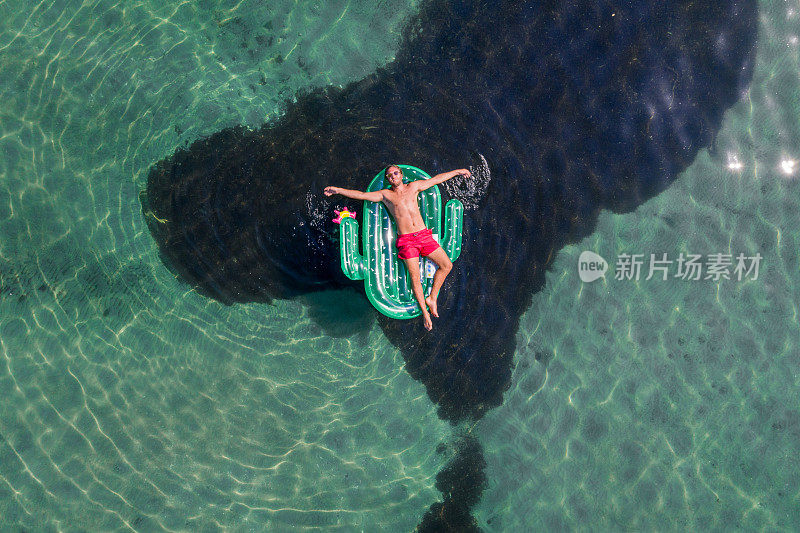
324 165 471 330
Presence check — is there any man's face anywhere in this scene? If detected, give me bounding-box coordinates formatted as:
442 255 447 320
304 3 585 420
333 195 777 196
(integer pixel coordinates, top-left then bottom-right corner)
386 166 403 186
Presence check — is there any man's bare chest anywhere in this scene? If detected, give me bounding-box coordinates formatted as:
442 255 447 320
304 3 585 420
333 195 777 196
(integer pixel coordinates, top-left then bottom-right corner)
383 190 419 213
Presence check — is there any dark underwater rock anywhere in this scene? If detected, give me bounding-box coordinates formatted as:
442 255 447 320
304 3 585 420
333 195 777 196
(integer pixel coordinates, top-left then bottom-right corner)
417 435 487 532
143 0 757 423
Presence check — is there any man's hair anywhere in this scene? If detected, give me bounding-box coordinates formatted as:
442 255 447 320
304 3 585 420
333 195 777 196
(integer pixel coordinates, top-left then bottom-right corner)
384 165 402 179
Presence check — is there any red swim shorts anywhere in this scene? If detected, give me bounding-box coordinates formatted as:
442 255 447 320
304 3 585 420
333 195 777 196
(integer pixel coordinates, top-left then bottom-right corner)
396 228 440 259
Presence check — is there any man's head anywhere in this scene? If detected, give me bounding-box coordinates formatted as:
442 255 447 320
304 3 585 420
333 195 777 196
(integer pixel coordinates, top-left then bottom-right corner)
384 165 403 187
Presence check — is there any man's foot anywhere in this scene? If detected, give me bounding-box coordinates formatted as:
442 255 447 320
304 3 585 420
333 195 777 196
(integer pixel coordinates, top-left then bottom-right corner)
425 295 439 318
422 312 433 331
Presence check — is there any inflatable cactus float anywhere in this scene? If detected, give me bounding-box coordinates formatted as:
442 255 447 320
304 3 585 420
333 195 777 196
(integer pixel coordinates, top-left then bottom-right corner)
338 165 463 319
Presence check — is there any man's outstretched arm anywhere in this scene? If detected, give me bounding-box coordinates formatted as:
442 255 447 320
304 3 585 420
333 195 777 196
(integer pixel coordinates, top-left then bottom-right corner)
416 169 471 191
324 186 384 202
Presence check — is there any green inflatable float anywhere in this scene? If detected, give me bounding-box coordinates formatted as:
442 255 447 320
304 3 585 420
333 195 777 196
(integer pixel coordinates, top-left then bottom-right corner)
338 165 464 319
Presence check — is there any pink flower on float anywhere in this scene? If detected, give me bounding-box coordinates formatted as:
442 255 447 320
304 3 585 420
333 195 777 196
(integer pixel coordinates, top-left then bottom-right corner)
332 208 357 224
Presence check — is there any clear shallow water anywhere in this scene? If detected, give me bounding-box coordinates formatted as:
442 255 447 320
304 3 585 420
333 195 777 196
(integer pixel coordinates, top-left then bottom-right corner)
0 0 798 531
0 1 452 530
476 3 800 528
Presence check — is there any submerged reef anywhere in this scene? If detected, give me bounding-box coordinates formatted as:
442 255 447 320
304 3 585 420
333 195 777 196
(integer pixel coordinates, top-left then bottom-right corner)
143 5 757 526
144 0 757 421
418 435 487 532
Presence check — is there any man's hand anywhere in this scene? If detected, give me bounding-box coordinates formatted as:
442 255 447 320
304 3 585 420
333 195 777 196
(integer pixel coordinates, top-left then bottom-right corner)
323 186 382 201
418 168 473 191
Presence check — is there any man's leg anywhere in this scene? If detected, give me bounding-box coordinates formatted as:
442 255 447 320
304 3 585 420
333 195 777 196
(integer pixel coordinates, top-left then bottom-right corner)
423 247 452 318
401 256 433 331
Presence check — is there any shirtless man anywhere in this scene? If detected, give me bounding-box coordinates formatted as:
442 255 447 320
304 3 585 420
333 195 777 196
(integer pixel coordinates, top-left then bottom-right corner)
324 165 471 330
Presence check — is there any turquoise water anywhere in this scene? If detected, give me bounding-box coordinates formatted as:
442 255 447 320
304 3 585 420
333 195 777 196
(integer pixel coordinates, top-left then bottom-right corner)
475 4 800 529
1 0 799 531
